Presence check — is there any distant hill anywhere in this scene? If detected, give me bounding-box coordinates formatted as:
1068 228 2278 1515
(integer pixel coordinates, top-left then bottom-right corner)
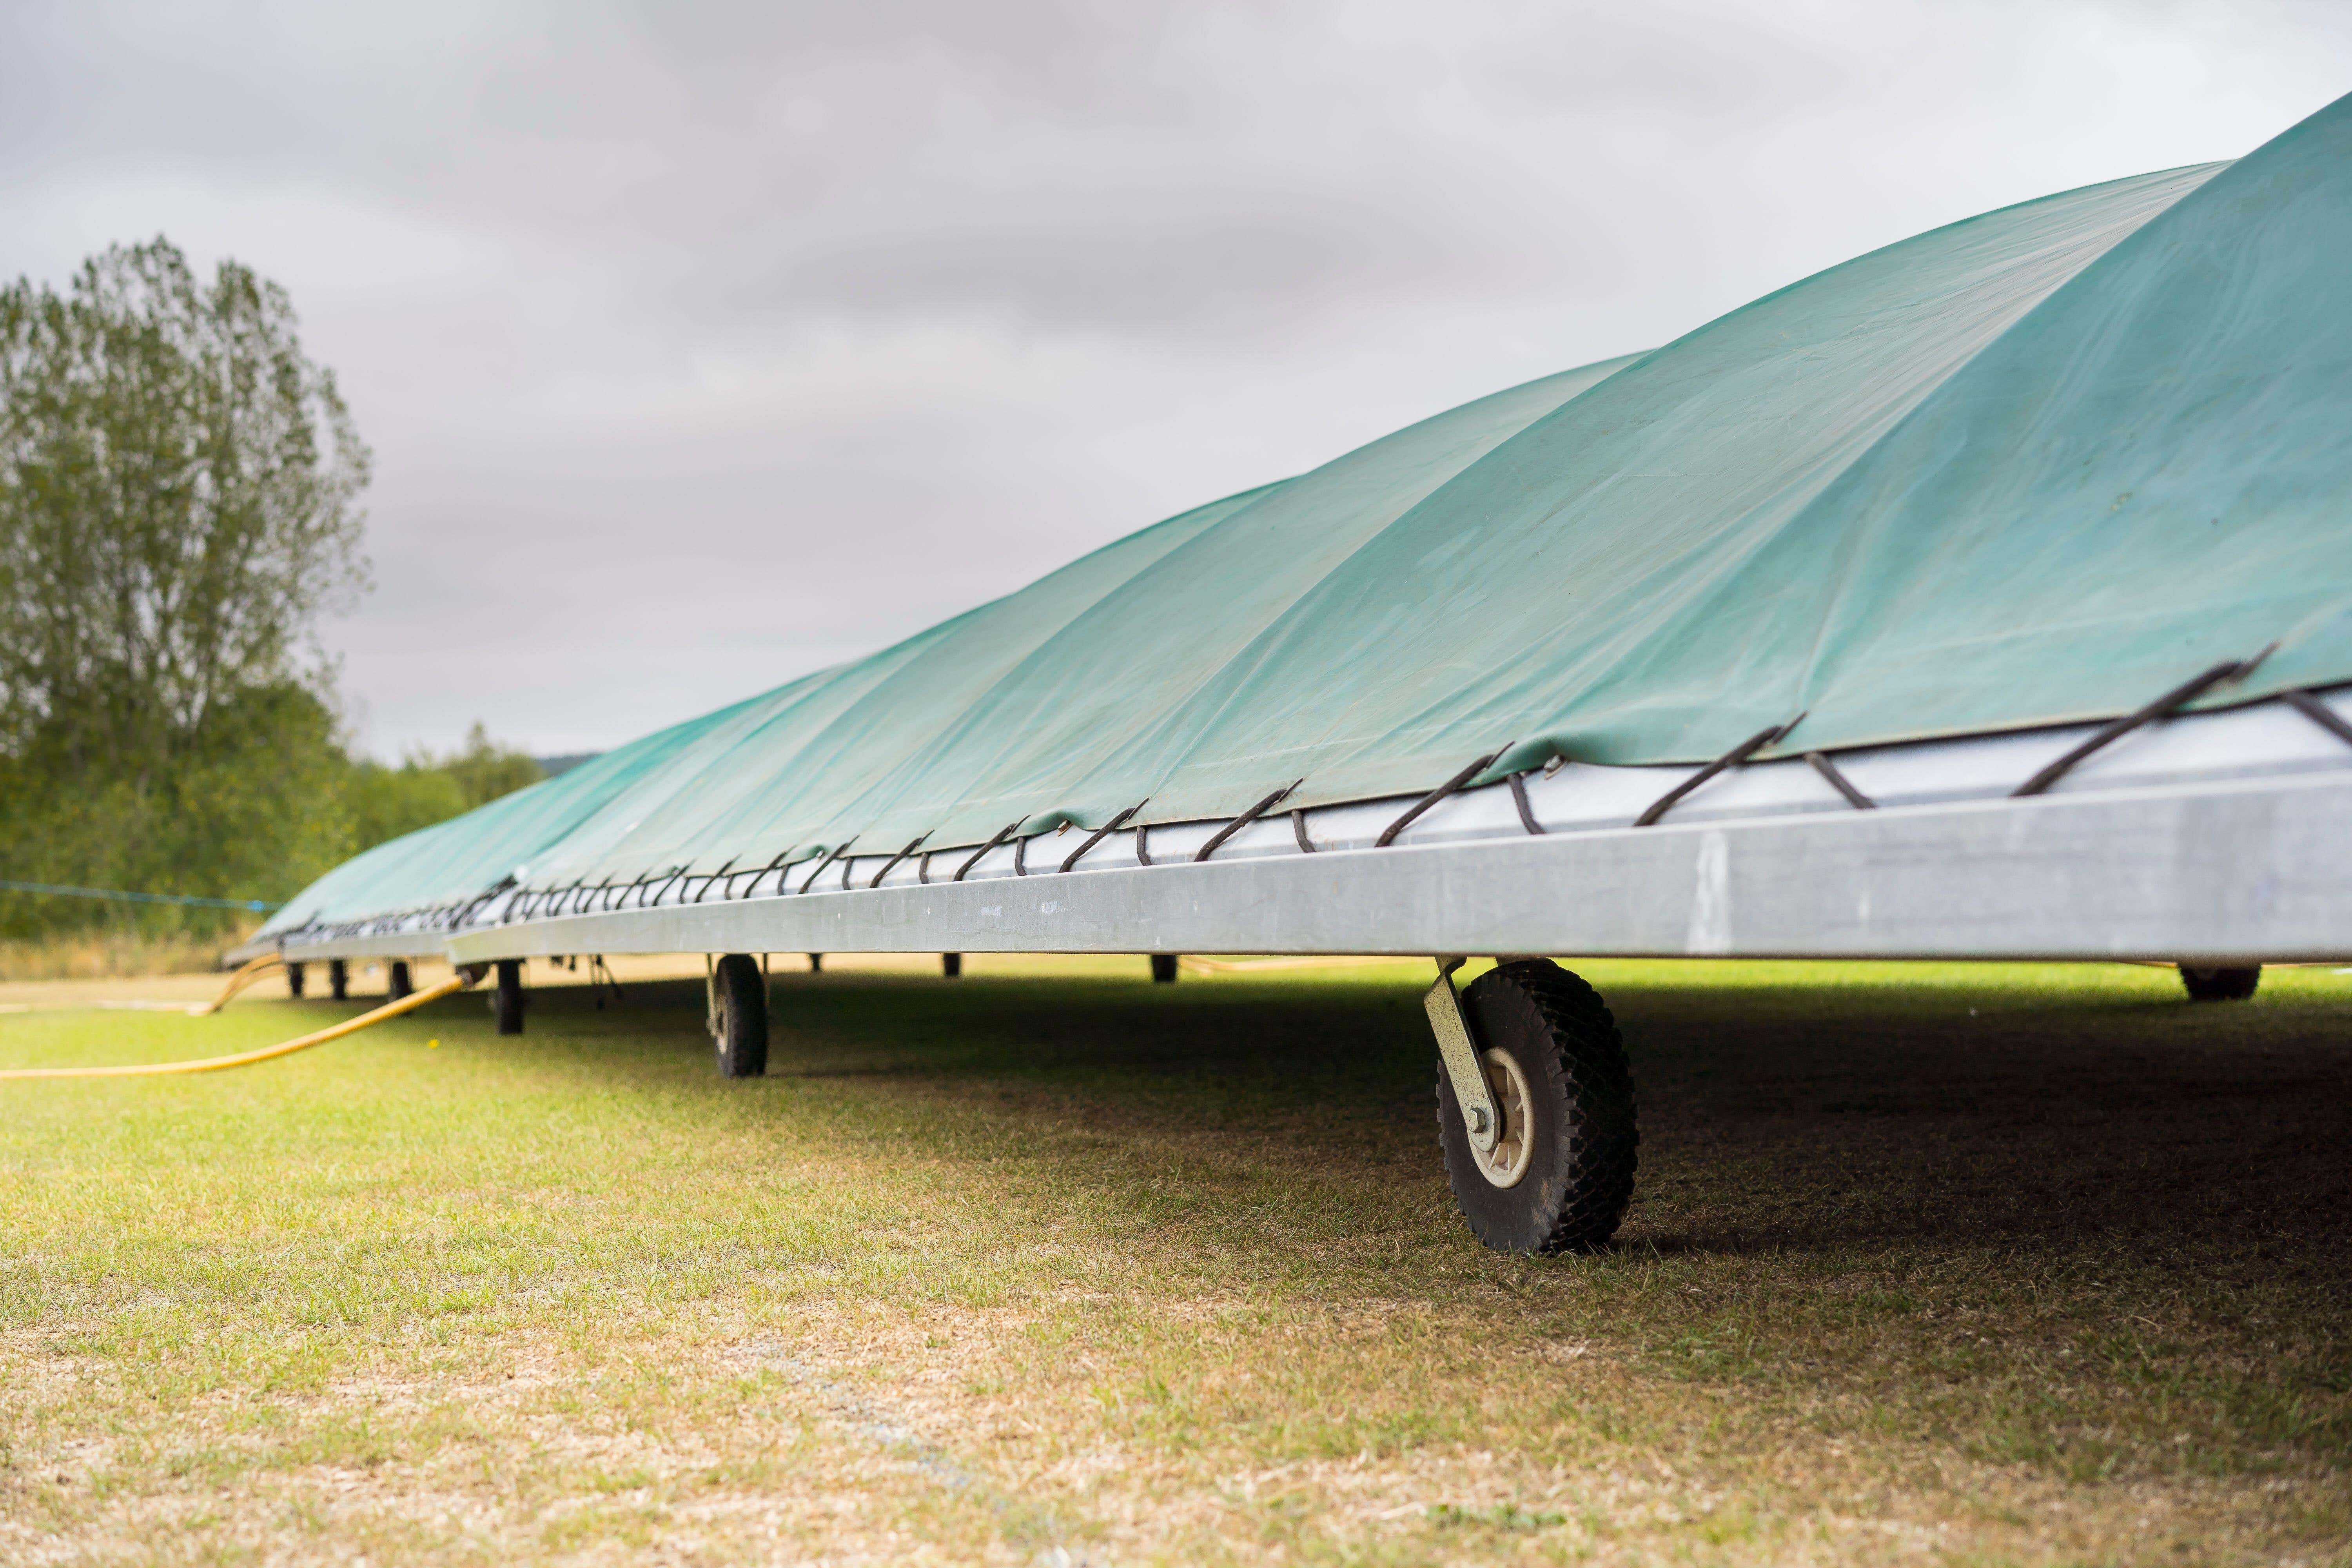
534 753 601 779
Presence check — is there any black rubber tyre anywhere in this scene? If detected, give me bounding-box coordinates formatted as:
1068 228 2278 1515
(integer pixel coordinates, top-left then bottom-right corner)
493 959 525 1034
942 952 962 978
387 961 413 1000
713 953 768 1078
2180 963 2261 1002
286 962 305 999
1437 959 1638 1254
328 960 348 1001
1151 954 1179 984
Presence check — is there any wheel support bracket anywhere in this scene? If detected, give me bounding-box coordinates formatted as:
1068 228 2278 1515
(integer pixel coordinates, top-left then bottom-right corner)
1424 958 1502 1155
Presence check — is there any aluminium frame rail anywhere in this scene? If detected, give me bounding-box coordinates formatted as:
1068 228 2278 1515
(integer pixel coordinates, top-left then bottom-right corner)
237 689 2352 970
434 770 2352 966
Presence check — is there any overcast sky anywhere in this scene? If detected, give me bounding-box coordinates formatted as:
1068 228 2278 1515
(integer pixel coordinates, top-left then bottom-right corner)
5 1 2348 758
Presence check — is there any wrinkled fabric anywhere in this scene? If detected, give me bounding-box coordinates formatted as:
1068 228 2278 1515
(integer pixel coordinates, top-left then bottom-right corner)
264 93 2352 934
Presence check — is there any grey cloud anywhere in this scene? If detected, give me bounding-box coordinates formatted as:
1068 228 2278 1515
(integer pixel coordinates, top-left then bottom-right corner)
3 0 2349 755
750 177 1570 332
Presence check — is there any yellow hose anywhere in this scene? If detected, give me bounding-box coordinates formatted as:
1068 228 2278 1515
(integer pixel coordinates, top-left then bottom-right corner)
0 975 469 1080
199 953 286 1014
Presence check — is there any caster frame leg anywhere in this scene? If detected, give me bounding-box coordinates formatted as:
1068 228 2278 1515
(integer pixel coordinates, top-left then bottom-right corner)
2179 963 2261 1001
1430 958 1637 1255
493 959 525 1034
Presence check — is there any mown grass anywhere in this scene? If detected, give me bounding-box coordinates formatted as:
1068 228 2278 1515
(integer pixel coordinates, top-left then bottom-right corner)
2 955 2348 1565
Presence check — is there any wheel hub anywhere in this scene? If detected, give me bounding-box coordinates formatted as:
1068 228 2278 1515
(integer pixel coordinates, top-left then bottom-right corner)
1472 1046 1534 1189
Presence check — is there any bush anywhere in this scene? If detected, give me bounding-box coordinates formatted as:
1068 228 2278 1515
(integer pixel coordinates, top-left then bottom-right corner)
0 240 547 946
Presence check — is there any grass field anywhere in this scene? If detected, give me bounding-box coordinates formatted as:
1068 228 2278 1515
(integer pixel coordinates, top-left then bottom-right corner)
3 955 2349 1566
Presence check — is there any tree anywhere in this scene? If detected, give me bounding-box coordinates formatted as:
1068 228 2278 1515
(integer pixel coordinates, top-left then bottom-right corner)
439 721 546 810
0 238 370 779
345 725 546 854
0 239 372 936
344 758 468 858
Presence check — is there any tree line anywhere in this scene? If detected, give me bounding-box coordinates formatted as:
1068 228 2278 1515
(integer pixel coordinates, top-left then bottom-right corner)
0 239 542 942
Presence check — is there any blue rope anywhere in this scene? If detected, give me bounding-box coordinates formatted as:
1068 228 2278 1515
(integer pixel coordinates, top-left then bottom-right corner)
0 879 279 912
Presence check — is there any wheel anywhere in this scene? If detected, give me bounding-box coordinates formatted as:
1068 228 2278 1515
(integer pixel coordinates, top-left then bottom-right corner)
1151 954 1179 983
285 962 305 999
328 960 348 1001
1437 959 1637 1254
942 952 962 978
387 961 413 1000
2179 963 2260 1002
712 953 768 1077
493 959 525 1034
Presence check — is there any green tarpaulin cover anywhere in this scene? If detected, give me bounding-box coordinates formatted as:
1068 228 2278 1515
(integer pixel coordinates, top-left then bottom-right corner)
265 93 2352 936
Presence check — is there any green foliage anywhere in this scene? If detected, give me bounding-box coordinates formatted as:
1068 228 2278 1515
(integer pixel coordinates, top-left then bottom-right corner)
0 236 370 782
344 759 468 858
0 238 543 943
0 682 356 939
438 721 546 811
347 726 545 855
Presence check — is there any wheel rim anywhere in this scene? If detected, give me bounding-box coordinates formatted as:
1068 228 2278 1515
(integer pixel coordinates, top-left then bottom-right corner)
1473 1046 1535 1189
